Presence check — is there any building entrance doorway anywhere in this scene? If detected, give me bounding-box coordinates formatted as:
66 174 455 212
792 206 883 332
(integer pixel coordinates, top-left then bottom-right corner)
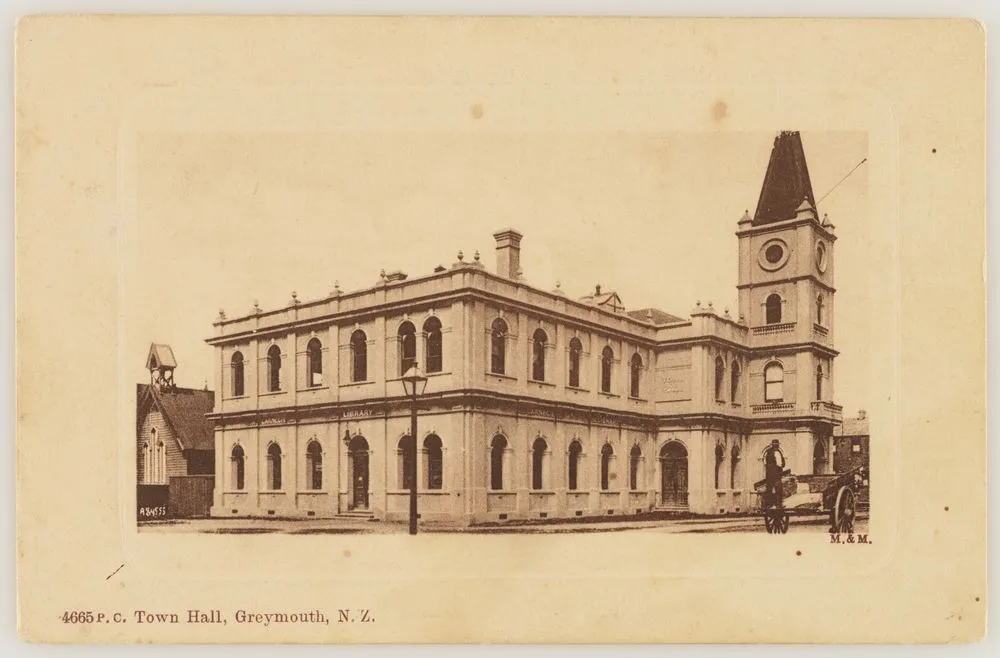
660 442 688 509
349 436 370 510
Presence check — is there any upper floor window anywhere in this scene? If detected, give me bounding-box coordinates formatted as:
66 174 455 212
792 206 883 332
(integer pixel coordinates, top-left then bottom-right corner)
630 353 643 398
600 346 614 393
714 356 726 400
764 362 784 402
398 321 416 376
531 328 547 381
350 330 368 382
816 294 825 325
306 338 323 387
231 351 245 397
266 344 282 392
230 444 245 490
531 438 548 490
306 441 322 490
731 360 742 403
765 294 783 324
424 317 443 373
568 338 583 388
424 434 443 490
266 442 282 490
568 440 583 490
490 319 508 375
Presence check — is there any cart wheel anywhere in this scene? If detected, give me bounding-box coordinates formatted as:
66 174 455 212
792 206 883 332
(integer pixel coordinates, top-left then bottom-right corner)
831 487 856 533
764 510 776 534
778 512 790 534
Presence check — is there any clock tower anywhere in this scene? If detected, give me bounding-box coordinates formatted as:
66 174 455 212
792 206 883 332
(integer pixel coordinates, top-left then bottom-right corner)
736 131 840 476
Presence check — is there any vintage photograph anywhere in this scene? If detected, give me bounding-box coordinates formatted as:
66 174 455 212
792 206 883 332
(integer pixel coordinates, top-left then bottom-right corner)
133 129 870 537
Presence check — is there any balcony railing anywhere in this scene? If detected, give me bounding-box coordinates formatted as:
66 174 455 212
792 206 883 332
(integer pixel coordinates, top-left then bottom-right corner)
810 400 844 422
752 322 795 336
751 402 795 415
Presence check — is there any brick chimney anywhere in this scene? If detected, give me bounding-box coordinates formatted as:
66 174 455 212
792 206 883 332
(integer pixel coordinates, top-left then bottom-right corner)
492 228 523 279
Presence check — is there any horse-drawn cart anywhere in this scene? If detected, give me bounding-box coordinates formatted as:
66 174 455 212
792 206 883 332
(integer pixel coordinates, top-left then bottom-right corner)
753 466 866 534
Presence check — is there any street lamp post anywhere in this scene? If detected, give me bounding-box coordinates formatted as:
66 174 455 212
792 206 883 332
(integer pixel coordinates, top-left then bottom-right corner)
401 363 428 535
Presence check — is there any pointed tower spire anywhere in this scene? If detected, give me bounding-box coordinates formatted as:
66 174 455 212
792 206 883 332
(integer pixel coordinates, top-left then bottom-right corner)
753 131 816 225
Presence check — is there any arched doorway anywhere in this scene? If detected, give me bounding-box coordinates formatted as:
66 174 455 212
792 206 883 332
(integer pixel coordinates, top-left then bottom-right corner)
348 436 370 510
813 436 829 475
659 442 688 509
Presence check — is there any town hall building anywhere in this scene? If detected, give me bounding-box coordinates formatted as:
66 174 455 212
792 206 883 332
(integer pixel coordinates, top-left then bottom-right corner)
205 131 843 524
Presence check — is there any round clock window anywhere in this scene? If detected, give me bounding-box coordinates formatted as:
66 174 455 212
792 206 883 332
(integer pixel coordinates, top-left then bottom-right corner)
816 241 828 272
758 239 790 271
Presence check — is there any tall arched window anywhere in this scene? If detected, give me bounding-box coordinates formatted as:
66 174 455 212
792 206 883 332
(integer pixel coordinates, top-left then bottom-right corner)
490 319 508 375
531 438 547 490
424 434 443 490
730 444 741 489
147 428 157 484
568 440 583 490
816 294 825 325
600 444 614 490
230 444 245 490
231 351 245 397
601 346 614 394
816 365 824 400
397 436 415 490
141 441 150 484
731 360 741 403
764 362 784 402
765 294 783 324
266 443 282 490
424 317 443 373
398 321 417 376
266 344 282 392
306 338 323 387
306 441 322 490
531 329 547 381
714 443 725 489
568 338 582 388
714 356 726 400
630 353 643 398
350 330 367 382
629 445 641 491
490 435 507 490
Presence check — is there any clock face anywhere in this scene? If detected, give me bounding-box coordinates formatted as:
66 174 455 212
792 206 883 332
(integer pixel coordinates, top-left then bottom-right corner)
758 239 790 271
816 241 828 272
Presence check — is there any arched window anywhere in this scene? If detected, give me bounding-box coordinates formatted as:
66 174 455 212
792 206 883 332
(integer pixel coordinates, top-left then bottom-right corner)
531 329 547 381
230 444 245 490
398 321 417 376
231 351 244 397
600 444 614 490
730 444 741 489
490 319 508 375
531 438 547 490
714 443 725 489
306 441 322 490
601 346 614 394
397 436 415 490
816 365 824 401
568 338 582 388
765 294 783 324
490 435 507 490
764 362 784 402
714 356 726 400
306 338 323 387
568 440 583 491
424 434 443 490
424 317 443 374
266 344 282 392
816 294 825 325
630 353 643 398
141 441 150 485
629 445 641 491
731 360 742 403
266 443 282 490
350 330 367 382
146 428 157 484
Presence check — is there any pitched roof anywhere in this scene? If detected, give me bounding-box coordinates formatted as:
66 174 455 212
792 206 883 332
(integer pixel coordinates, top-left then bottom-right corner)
626 307 686 325
146 343 177 370
753 131 817 225
579 291 625 313
835 415 869 437
138 383 215 452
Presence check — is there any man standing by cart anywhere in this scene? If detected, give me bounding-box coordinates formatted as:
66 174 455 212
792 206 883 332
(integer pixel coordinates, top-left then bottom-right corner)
764 439 786 508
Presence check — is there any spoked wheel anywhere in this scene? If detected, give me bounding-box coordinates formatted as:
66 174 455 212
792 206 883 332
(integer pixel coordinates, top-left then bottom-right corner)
831 487 856 533
764 509 788 534
777 512 790 534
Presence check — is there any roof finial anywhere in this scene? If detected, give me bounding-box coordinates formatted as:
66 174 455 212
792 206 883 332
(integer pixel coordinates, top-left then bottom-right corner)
379 268 386 280
473 250 480 262
595 283 602 295
457 250 464 262
252 300 261 314
330 281 341 297
290 291 299 305
217 308 226 321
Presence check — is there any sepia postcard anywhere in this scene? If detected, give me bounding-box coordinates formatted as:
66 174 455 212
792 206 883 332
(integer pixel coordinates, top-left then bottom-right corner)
14 16 986 643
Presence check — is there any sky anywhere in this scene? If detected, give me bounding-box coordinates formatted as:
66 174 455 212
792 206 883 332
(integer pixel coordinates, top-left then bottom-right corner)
130 129 873 414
